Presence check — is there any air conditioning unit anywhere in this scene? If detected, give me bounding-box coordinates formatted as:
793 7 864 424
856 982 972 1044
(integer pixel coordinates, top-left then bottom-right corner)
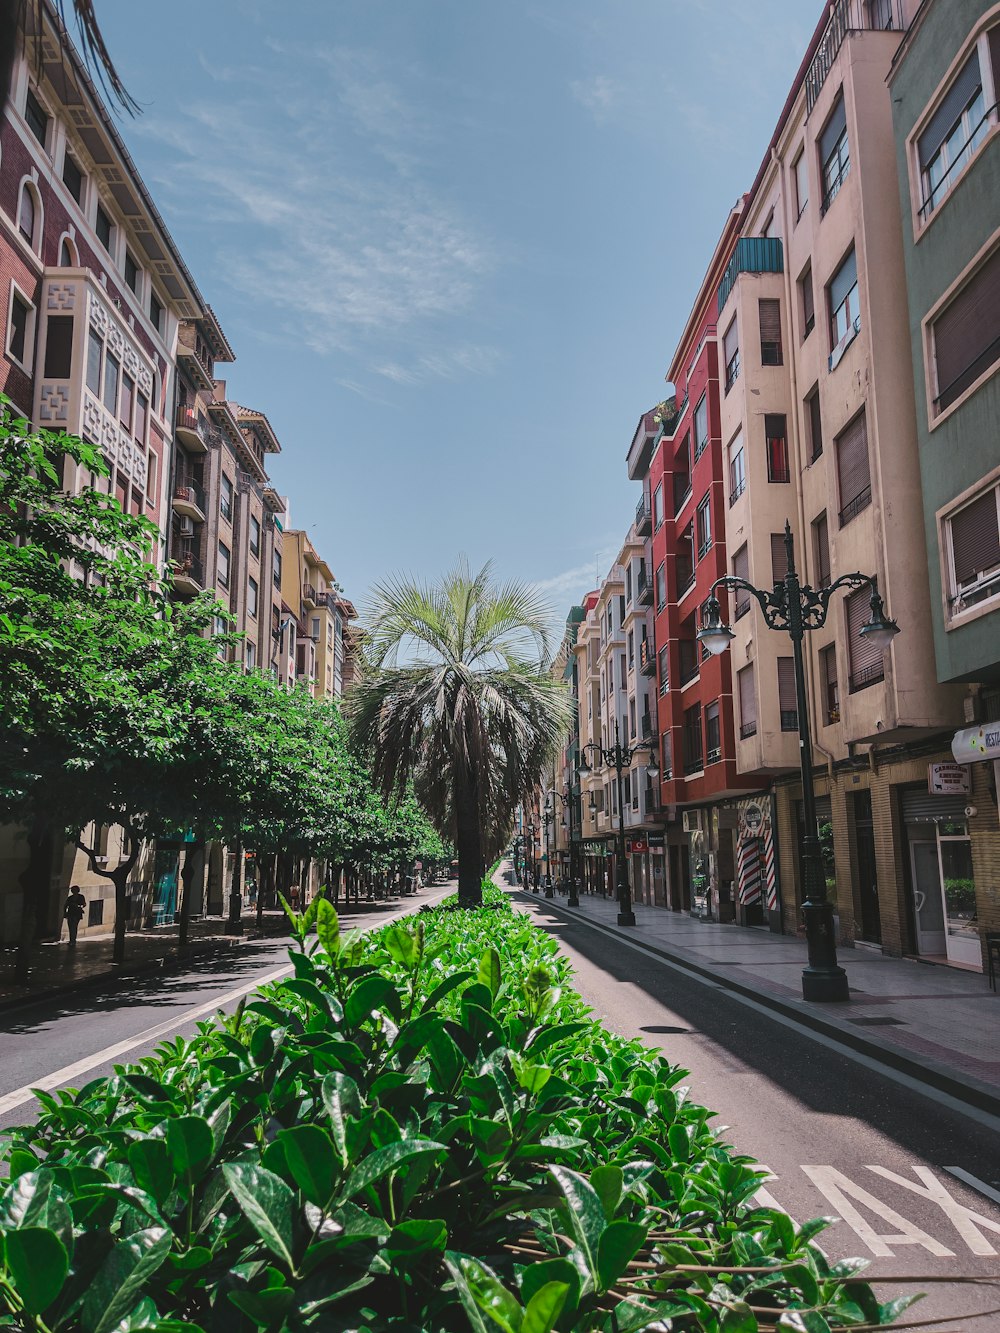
682 809 704 833
178 516 195 536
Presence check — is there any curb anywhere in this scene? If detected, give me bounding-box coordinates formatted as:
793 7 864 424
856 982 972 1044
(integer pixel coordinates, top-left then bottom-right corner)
0 936 248 1016
519 890 1000 1123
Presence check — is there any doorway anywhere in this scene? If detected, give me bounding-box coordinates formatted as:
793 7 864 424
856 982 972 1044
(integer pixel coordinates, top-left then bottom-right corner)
850 790 881 944
908 839 946 956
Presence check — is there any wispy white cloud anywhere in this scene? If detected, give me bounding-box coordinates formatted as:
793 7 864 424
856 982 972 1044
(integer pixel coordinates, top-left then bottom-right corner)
570 74 617 121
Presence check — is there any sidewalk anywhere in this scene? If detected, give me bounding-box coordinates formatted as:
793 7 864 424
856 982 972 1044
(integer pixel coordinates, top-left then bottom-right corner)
513 880 1000 1119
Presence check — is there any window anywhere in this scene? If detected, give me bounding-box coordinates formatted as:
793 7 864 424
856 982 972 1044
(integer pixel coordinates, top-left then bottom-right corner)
119 373 134 430
738 664 757 739
723 318 739 392
794 148 809 218
673 434 692 514
272 548 282 588
765 414 790 483
918 50 990 219
946 483 1000 612
661 730 672 779
806 385 823 461
729 433 746 505
819 94 850 213
220 474 234 522
655 561 667 610
218 541 231 589
18 186 36 244
653 481 663 528
43 315 73 379
145 449 156 503
135 391 148 443
95 203 113 253
835 410 871 525
770 531 789 586
59 237 76 266
248 575 259 617
696 493 712 558
847 584 886 691
62 152 83 203
705 700 721 763
86 327 102 394
8 291 31 365
732 545 751 619
24 88 48 146
821 644 840 724
124 252 140 294
149 291 163 333
828 247 859 365
682 704 703 775
814 512 831 588
676 524 695 596
103 352 119 415
249 514 261 557
778 658 798 731
246 642 256 671
679 636 698 687
694 394 709 459
759 299 782 366
931 242 1000 413
800 264 815 338
658 644 669 695
868 0 895 28
629 698 636 738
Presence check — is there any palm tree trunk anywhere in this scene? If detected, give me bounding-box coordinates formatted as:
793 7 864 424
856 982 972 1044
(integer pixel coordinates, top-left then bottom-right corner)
455 776 483 907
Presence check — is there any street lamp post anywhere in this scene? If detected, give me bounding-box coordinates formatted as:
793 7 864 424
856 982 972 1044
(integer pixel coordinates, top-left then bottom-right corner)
578 719 659 927
541 804 556 898
543 789 573 902
525 823 540 893
697 522 899 1003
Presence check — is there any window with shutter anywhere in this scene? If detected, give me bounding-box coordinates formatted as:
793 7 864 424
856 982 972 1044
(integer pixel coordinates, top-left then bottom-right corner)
807 386 823 460
729 433 746 505
694 394 709 458
658 645 669 695
777 658 798 730
733 545 751 618
932 243 1000 412
794 149 809 218
738 665 757 738
683 703 703 774
819 95 850 211
661 729 673 778
723 318 740 392
821 644 840 723
759 299 783 365
766 414 790 482
800 264 815 337
828 247 860 360
814 513 831 588
948 484 1000 609
847 585 885 692
705 701 721 762
918 50 989 218
836 411 871 525
771 532 789 586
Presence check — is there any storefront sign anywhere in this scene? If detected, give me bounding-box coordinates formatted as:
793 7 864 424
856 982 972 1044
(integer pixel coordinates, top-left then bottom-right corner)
648 834 665 848
743 803 764 834
952 722 1000 764
928 762 972 795
627 838 649 855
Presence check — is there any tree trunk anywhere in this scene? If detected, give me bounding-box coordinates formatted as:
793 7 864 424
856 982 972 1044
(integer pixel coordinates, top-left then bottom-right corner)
178 839 203 948
14 822 54 986
454 774 484 907
111 865 131 964
226 836 243 935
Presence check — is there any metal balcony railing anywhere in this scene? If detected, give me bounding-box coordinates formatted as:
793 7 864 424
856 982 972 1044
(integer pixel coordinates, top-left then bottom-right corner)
804 0 905 116
173 474 206 514
717 237 784 314
635 495 652 533
839 485 872 527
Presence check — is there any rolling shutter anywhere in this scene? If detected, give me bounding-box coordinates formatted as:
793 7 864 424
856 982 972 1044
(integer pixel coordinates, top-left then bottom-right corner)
901 789 967 823
836 411 871 511
950 487 1000 587
733 544 750 615
819 96 847 165
933 245 1000 409
777 658 796 713
738 664 757 727
847 585 883 682
830 248 858 313
723 318 738 365
802 268 815 329
771 532 789 584
917 54 982 169
759 299 782 363
815 513 831 587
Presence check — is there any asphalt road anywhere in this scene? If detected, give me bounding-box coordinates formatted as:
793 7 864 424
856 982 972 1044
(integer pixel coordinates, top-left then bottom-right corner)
518 893 1000 1332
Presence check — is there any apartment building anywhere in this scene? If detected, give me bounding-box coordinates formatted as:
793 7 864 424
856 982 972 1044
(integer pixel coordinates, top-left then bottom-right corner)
545 606 584 885
279 530 355 700
889 0 1000 966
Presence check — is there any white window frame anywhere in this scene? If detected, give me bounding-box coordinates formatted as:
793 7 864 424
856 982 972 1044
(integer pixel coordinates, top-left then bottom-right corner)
5 281 36 373
939 470 1000 627
729 432 746 505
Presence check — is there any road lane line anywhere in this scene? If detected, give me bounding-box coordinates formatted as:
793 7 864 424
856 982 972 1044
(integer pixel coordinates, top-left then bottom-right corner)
0 962 293 1116
945 1168 1000 1211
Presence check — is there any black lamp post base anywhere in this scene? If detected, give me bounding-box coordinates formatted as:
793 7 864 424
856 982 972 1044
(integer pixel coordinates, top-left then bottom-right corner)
544 885 554 899
617 910 636 927
801 965 850 1002
567 888 580 907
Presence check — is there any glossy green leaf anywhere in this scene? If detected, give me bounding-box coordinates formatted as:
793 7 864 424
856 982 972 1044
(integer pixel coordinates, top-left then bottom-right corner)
279 1124 337 1207
521 1280 569 1333
167 1115 214 1178
668 1122 691 1164
223 1163 295 1268
345 974 403 1026
127 1140 173 1205
777 1311 833 1333
80 1226 171 1333
596 1219 646 1290
477 948 502 998
315 897 340 956
590 1164 624 1220
3 1226 68 1314
520 1258 580 1313
229 1286 296 1325
7 1148 38 1180
385 1217 448 1263
340 1138 445 1201
549 1165 606 1281
443 1251 522 1333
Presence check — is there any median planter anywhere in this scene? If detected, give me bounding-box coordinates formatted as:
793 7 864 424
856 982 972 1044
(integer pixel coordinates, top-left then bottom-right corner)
0 887 913 1330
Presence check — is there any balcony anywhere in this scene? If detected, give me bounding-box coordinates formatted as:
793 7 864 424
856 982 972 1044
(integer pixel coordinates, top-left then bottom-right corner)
849 661 885 694
176 404 210 452
639 638 656 676
729 477 746 506
637 570 653 606
740 721 758 740
805 0 905 115
635 495 652 535
839 485 872 528
177 343 215 393
641 713 653 741
780 710 799 731
170 541 204 595
717 237 784 314
302 582 318 608
172 475 206 522
677 569 696 600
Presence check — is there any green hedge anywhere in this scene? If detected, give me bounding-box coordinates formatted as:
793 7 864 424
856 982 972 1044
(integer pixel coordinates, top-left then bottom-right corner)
0 895 913 1331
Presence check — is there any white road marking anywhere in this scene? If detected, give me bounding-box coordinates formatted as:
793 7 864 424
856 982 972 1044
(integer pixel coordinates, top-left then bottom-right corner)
944 1168 1000 1211
0 962 293 1116
802 1166 955 1257
866 1165 1000 1256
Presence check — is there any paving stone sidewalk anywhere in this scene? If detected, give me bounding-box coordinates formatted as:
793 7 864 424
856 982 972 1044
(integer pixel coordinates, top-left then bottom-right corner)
512 878 1000 1116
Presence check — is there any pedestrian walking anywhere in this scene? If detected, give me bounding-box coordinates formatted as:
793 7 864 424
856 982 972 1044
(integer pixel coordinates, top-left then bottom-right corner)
289 884 301 911
63 886 86 947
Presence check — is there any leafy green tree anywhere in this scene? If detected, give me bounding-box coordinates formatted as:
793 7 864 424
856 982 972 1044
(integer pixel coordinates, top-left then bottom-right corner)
348 560 573 905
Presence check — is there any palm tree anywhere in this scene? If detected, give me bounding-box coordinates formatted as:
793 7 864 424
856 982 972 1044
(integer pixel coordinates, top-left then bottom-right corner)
348 561 573 906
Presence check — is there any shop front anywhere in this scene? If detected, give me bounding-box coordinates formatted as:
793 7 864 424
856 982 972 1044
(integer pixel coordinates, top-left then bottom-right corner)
682 799 780 930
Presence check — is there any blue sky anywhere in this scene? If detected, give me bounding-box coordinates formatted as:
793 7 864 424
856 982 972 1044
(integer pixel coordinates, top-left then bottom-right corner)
97 0 811 625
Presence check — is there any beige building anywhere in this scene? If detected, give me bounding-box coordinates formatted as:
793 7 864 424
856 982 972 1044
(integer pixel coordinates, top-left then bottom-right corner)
718 0 973 963
279 530 356 700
